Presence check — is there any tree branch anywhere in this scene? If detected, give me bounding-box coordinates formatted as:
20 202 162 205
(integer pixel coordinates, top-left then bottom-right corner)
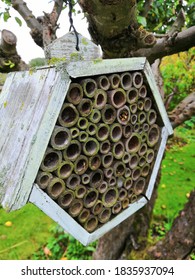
140 0 154 18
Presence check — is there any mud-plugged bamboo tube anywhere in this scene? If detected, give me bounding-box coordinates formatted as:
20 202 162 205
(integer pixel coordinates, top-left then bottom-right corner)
46 177 65 200
112 201 122 215
122 124 132 138
124 177 133 190
41 148 62 172
84 215 99 232
129 153 139 169
81 173 90 185
122 197 130 209
138 143 148 156
132 167 141 181
125 133 141 154
122 152 131 164
70 127 80 138
96 123 110 141
120 72 132 90
77 117 89 130
101 104 116 124
89 154 101 170
91 200 103 216
93 89 107 109
132 71 143 88
95 75 110 91
102 187 119 207
63 139 81 161
117 176 125 188
104 167 113 178
126 87 139 104
124 167 131 178
75 185 87 199
98 207 111 224
68 198 83 218
50 126 71 150
146 149 155 163
117 105 131 125
66 173 81 190
58 103 79 128
134 177 146 195
89 169 104 188
138 99 144 111
138 111 146 124
147 124 160 147
144 97 152 112
86 122 97 136
57 189 75 209
112 141 125 160
83 189 99 208
97 181 108 194
141 163 150 177
100 140 111 154
83 137 100 156
138 84 147 98
77 98 93 117
81 78 97 98
102 152 114 168
88 109 101 123
113 161 126 177
108 73 120 89
78 131 88 143
66 83 83 105
107 88 126 109
147 109 157 125
130 103 138 113
110 123 123 142
118 188 128 201
107 176 117 187
74 155 88 175
55 160 74 179
78 208 90 224
131 114 138 125
36 171 53 189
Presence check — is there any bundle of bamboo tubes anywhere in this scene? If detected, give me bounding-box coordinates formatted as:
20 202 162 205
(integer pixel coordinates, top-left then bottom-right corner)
35 70 161 233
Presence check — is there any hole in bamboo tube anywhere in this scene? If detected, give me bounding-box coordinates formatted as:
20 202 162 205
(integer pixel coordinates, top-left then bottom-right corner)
103 188 118 207
131 114 137 125
85 216 98 232
113 141 124 159
110 124 122 142
113 89 126 108
98 208 111 223
59 162 73 178
90 170 103 186
108 176 117 187
76 186 86 198
139 143 147 156
102 153 113 168
132 167 141 181
104 167 113 178
112 201 122 214
39 174 50 186
78 209 90 223
98 76 110 90
50 182 64 197
127 88 138 104
92 201 103 215
97 125 109 141
132 72 143 88
66 141 81 161
102 105 116 124
134 177 146 195
89 154 101 170
124 178 133 190
98 181 108 193
60 104 78 127
43 152 60 170
66 174 80 189
123 124 132 138
139 85 147 98
109 74 120 88
130 103 137 113
58 191 74 208
67 84 83 104
69 200 83 217
129 154 139 169
120 72 132 90
114 162 125 177
142 164 150 177
84 190 98 208
81 173 90 184
83 138 99 156
100 140 110 154
87 123 96 135
138 112 146 124
148 125 160 146
78 118 88 129
126 134 141 153
147 109 157 125
74 156 88 175
144 97 152 112
118 188 127 201
54 131 70 147
81 101 91 115
146 150 155 163
117 106 130 125
85 81 96 95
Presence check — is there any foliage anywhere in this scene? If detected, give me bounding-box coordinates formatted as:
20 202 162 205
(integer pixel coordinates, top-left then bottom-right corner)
28 57 47 67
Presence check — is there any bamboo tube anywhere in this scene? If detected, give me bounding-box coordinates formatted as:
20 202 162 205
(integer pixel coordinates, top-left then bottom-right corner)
74 155 88 175
130 103 138 113
108 73 120 89
122 151 131 164
88 109 101 123
78 131 88 142
130 114 138 125
125 133 141 154
107 88 126 108
102 152 114 168
138 143 148 156
57 189 75 209
141 163 150 177
110 123 123 142
129 153 139 169
91 200 103 216
133 123 140 133
93 89 107 109
118 188 128 201
89 154 101 170
113 161 126 177
98 207 111 224
138 84 147 98
83 137 100 156
117 176 125 188
81 173 90 185
63 140 81 161
138 100 144 111
134 177 146 195
101 104 116 124
102 187 119 207
89 169 104 188
141 132 147 143
95 75 110 91
83 189 99 208
146 149 155 163
104 167 114 178
132 71 143 88
66 83 83 105
66 173 81 190
112 201 122 215
126 88 139 104
41 148 62 172
143 123 149 132
122 124 132 138
139 156 146 167
55 160 74 179
100 140 111 154
75 185 87 199
107 176 117 187
81 78 97 98
96 123 110 141
36 171 53 189
46 177 65 200
112 141 125 160
58 103 79 128
127 188 134 199
77 98 93 117
70 127 79 138
138 111 146 124
97 181 108 194
78 208 90 224
84 215 98 232
144 97 152 112
130 194 138 203
147 109 157 125
68 199 83 218
50 126 71 150
77 117 89 130
117 105 131 125
147 124 160 147
124 167 131 178
120 72 132 90
122 197 130 209
124 177 133 190
132 166 141 181
86 122 97 136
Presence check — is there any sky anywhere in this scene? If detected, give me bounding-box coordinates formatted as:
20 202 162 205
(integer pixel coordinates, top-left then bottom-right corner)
0 1 90 63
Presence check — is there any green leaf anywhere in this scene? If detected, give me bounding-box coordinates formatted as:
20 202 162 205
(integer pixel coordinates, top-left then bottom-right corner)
137 16 147 27
15 17 22 27
3 11 10 22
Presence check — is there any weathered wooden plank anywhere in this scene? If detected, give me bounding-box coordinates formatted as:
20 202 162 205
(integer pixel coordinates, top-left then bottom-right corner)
0 68 71 211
